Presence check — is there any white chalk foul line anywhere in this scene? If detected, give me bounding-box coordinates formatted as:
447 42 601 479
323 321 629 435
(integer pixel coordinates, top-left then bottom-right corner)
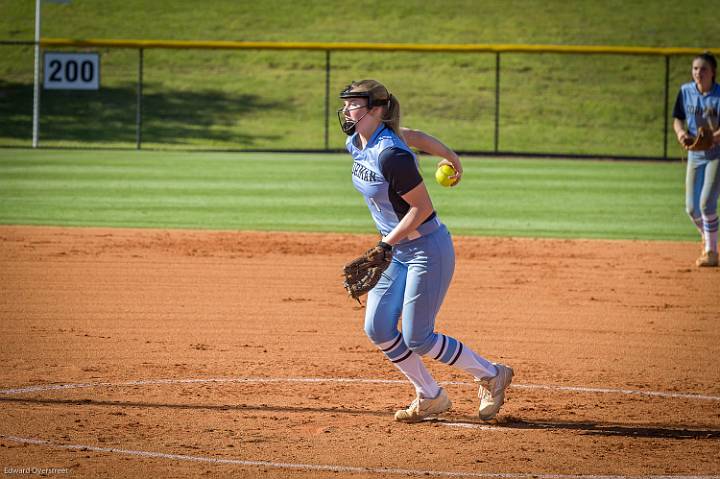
436 422 502 431
0 376 718 402
1 435 718 479
0 378 402 396
509 383 720 402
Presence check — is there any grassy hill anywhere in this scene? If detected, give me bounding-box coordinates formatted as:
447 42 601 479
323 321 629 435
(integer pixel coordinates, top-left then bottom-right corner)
1 1 717 155
2 0 717 46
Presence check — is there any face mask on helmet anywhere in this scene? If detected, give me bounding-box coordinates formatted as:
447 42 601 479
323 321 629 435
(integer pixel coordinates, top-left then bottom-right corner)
337 84 392 136
337 104 369 136
337 85 372 136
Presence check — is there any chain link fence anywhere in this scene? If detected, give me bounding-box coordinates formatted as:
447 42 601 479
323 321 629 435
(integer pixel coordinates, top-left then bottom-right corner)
0 39 715 159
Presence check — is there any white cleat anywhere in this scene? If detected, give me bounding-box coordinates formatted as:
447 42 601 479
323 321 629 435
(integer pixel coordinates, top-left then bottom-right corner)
696 250 719 267
477 363 514 421
394 388 452 423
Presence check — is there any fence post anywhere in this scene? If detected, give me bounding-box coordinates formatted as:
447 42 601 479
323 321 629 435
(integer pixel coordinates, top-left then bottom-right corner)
663 55 670 160
32 0 41 148
324 50 331 151
136 47 143 150
494 52 500 154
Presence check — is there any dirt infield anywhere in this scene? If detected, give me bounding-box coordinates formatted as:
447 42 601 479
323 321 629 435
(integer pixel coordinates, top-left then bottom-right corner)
0 225 718 478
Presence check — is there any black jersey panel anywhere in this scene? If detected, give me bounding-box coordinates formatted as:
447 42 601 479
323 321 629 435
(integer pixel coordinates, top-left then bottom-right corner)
378 147 423 195
378 147 436 224
673 90 686 120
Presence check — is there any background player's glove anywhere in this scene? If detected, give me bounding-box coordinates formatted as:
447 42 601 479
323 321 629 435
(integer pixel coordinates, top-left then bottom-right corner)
343 241 393 304
684 127 715 151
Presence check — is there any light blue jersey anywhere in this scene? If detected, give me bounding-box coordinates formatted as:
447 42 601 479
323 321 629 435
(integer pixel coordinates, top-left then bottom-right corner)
345 125 437 238
673 82 720 163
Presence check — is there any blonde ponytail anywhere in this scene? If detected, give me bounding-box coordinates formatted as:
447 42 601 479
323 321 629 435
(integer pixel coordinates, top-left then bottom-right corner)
384 94 402 137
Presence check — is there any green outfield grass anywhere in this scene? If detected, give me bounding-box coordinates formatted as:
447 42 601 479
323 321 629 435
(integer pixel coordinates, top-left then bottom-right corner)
0 149 693 241
1 0 718 155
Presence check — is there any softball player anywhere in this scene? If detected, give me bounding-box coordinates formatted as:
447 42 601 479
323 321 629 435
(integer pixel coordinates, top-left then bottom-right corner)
338 79 513 422
673 52 720 267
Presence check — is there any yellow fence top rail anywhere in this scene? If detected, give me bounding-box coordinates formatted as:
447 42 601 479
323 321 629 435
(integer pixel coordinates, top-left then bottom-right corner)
40 38 717 56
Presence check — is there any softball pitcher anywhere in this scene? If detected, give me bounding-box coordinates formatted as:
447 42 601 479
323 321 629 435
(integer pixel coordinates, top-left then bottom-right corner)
673 51 720 267
338 79 513 422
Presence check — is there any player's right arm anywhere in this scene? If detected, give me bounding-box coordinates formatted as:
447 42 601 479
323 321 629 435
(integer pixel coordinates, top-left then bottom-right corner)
400 127 463 184
672 90 691 147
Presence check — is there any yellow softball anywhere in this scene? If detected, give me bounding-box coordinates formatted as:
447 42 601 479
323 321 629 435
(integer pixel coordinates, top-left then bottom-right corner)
435 164 458 187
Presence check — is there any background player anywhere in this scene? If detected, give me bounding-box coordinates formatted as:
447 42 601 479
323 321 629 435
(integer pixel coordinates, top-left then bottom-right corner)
338 79 513 422
673 51 720 267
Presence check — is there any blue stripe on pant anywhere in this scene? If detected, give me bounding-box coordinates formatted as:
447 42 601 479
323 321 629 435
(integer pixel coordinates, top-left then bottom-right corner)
378 333 413 363
363 224 455 357
433 334 464 366
705 216 719 233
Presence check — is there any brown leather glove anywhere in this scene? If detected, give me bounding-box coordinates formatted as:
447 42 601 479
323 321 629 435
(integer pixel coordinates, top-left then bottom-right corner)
684 127 715 151
342 241 393 304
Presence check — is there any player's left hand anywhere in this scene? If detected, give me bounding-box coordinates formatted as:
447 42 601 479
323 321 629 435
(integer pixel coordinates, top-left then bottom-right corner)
686 127 715 151
342 241 393 305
